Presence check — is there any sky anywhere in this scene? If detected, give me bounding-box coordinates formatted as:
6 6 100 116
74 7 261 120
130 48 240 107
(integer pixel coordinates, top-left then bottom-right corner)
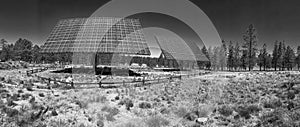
1 0 300 54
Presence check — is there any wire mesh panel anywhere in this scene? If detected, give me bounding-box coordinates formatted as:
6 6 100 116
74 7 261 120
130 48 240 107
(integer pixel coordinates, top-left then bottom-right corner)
40 17 150 55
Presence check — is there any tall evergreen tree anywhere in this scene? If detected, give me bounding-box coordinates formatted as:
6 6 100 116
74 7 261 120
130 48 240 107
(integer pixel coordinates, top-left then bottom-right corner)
277 41 286 70
296 46 300 70
272 41 279 71
201 46 209 60
0 39 9 61
240 49 248 71
201 46 211 69
266 54 272 70
284 46 295 70
233 42 241 71
243 24 258 71
219 40 227 71
13 38 33 62
258 44 268 71
31 45 41 63
208 46 214 70
227 41 234 71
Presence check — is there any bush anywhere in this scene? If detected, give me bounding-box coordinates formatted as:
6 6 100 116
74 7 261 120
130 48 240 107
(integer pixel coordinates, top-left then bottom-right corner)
118 98 134 110
174 107 188 117
234 106 254 119
95 95 107 103
160 108 171 115
263 98 282 109
96 119 104 127
145 116 169 127
3 107 19 117
101 106 120 116
74 99 89 109
38 93 45 97
218 105 233 117
247 104 261 114
138 102 151 109
105 114 116 122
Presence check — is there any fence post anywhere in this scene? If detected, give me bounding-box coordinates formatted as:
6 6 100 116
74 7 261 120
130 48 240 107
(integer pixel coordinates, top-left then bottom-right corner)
98 81 102 88
142 76 145 86
48 78 51 84
71 82 74 89
123 80 125 87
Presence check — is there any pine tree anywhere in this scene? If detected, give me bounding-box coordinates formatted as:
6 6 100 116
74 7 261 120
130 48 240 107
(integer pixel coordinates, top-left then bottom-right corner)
277 41 287 71
272 41 279 71
201 46 211 69
201 46 209 60
266 54 272 70
240 50 247 71
0 39 9 61
284 46 295 70
233 42 241 71
227 41 234 71
295 46 300 70
220 40 227 71
262 44 268 70
243 24 258 71
258 48 264 71
208 46 214 70
258 44 268 71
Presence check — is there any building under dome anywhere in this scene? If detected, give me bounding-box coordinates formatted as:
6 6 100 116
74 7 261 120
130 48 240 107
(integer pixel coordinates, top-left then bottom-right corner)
154 36 209 70
40 17 151 67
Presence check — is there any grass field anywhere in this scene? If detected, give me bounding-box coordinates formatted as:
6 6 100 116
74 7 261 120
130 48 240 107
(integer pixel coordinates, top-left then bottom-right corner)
1 69 300 127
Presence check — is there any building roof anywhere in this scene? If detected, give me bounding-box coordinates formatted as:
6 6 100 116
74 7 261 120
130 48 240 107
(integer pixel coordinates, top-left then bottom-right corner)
40 17 151 55
155 36 209 61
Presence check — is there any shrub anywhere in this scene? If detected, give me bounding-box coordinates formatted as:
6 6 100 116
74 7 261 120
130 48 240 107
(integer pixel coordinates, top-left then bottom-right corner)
115 96 120 100
49 119 69 127
145 116 169 127
101 106 120 116
234 106 251 119
52 110 58 116
96 119 104 127
3 107 19 117
6 98 17 106
160 108 171 115
118 98 134 110
138 102 151 109
11 93 20 101
95 95 107 103
263 98 282 109
21 93 31 100
38 93 45 97
218 105 233 117
194 105 213 117
105 113 116 122
174 107 188 117
74 99 89 109
247 104 261 114
17 89 23 93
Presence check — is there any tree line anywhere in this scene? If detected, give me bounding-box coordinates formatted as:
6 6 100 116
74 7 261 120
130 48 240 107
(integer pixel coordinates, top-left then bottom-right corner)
0 38 67 63
201 24 300 71
1 25 300 71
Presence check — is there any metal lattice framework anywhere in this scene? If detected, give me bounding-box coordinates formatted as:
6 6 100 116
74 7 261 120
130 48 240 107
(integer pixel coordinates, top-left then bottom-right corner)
40 17 150 55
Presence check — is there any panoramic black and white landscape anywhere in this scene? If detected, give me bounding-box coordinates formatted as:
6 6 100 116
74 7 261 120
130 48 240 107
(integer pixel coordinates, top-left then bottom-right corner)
1 0 300 127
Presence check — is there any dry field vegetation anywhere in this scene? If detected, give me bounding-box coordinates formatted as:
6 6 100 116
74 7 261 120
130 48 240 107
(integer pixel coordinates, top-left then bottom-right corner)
1 69 300 127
